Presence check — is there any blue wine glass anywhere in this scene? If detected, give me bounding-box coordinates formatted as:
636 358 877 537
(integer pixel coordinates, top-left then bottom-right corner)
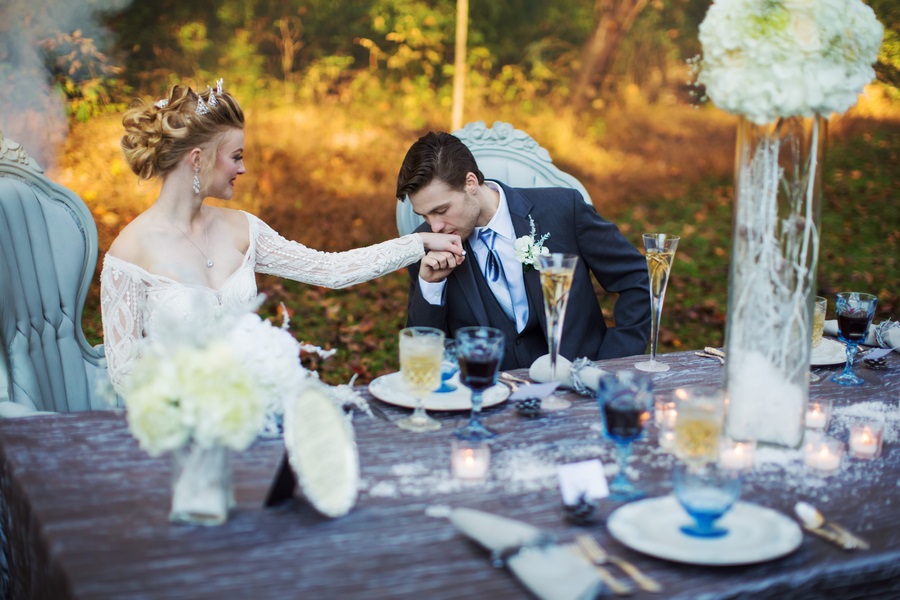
673 463 742 538
596 371 653 501
831 292 877 386
436 340 459 393
455 327 504 441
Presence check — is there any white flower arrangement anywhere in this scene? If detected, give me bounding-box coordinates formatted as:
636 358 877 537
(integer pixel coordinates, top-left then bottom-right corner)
696 0 883 125
124 304 311 457
514 215 550 271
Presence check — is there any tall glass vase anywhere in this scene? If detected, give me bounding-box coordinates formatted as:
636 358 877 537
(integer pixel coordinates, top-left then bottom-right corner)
170 442 235 525
724 115 826 449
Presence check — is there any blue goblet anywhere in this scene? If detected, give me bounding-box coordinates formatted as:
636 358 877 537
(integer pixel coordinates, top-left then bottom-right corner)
673 463 742 538
597 371 653 501
455 327 504 441
831 292 877 386
436 340 459 393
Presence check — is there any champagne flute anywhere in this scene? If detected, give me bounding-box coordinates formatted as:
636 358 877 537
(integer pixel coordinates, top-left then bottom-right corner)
635 233 679 373
538 253 578 411
455 327 504 440
671 386 725 469
596 371 653 501
831 292 877 386
396 327 444 432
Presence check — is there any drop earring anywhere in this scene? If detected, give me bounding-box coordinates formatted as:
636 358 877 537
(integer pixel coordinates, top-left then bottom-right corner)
192 166 201 194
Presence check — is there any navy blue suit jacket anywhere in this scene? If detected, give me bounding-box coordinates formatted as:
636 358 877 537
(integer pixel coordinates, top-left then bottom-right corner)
407 182 651 370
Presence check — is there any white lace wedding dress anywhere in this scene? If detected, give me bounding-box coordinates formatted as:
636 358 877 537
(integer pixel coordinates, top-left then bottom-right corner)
101 211 424 394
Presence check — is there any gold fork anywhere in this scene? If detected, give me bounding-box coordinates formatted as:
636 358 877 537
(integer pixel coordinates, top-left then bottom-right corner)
566 544 633 595
576 534 662 593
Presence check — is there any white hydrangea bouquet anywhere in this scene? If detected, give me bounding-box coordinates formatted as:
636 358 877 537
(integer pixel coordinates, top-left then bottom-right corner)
696 0 883 124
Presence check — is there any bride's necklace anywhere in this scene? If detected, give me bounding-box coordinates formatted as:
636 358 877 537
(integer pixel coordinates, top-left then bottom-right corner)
167 211 214 269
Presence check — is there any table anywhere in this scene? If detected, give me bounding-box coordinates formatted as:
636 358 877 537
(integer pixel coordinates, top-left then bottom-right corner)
1 349 898 599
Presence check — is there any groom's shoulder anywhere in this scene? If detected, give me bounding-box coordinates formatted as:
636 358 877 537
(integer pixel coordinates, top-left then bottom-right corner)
511 185 585 206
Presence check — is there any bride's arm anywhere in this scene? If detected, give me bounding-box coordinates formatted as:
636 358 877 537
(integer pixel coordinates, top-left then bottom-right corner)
100 257 146 395
252 215 430 289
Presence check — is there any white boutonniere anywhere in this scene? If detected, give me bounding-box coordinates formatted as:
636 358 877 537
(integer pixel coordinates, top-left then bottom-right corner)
514 215 550 272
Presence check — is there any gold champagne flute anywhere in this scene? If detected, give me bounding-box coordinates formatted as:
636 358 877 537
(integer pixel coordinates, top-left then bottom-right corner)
396 327 444 432
636 233 679 372
538 253 578 411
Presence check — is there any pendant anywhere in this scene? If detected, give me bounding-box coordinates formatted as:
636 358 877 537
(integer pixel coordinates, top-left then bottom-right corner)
207 259 214 268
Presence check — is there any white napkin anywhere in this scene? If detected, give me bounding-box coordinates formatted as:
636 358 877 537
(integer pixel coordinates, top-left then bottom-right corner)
528 354 608 395
450 508 603 600
824 320 900 353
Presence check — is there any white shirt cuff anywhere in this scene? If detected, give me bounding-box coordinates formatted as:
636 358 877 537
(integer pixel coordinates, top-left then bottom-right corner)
419 277 446 306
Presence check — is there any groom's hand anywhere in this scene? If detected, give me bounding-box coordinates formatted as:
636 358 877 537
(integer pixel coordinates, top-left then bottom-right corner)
419 250 461 283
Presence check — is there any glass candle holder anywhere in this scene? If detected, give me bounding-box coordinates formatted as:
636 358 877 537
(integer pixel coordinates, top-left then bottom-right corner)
451 439 491 481
803 435 844 476
848 422 883 460
804 399 832 431
718 438 756 471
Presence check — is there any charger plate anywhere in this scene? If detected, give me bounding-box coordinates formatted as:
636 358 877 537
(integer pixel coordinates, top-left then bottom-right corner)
607 495 802 566
283 383 359 518
810 338 846 366
368 372 509 411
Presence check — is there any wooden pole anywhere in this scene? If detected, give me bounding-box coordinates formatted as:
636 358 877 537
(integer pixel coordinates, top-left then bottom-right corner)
451 0 469 132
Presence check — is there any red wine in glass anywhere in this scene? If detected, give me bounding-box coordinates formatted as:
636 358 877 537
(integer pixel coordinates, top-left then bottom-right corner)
455 327 505 441
603 399 646 442
837 312 871 343
459 354 500 391
832 292 877 386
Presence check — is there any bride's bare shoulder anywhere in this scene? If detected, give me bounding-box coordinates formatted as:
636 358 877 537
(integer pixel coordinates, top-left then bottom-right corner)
106 212 164 266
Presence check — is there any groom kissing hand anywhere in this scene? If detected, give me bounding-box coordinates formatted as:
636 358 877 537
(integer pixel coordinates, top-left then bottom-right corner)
396 131 651 371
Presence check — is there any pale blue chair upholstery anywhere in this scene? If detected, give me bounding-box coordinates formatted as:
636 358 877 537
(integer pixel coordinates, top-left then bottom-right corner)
0 131 111 416
396 120 593 236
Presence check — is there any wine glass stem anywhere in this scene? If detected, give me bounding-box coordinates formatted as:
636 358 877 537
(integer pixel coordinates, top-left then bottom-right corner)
412 396 428 421
613 441 633 489
467 392 484 428
548 308 564 379
842 341 859 378
649 293 664 361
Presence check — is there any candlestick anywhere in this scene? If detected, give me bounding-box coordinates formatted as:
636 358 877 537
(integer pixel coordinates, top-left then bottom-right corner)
718 438 756 470
804 399 832 431
848 422 883 460
803 436 843 475
451 439 490 481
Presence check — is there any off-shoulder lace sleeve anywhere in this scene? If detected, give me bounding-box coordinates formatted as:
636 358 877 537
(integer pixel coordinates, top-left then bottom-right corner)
250 214 425 288
100 256 147 395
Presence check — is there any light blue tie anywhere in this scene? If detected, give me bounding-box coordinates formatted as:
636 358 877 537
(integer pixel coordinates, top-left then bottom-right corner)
478 228 515 322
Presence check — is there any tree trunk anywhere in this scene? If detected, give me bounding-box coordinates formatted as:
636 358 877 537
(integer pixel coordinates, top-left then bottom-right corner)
570 0 651 113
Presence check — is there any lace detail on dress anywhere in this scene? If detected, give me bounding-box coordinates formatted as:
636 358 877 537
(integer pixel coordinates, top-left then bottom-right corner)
249 214 424 289
100 211 425 394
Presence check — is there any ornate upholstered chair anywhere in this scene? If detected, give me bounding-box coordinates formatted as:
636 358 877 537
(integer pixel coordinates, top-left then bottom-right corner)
0 132 111 416
396 120 593 236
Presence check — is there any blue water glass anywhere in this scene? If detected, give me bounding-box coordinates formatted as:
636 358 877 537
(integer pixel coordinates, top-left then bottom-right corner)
831 292 877 386
596 371 653 501
673 463 742 538
436 339 459 393
455 327 505 441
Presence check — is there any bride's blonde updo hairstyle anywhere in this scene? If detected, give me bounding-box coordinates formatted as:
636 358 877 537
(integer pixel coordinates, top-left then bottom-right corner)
121 83 244 182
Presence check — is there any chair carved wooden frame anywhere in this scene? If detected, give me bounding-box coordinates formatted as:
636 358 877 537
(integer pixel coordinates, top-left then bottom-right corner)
396 120 592 236
0 131 109 416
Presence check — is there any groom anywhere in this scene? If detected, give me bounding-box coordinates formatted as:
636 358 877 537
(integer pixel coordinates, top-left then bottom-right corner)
397 131 651 370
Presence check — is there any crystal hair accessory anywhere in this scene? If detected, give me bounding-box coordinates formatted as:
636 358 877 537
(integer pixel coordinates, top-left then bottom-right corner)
196 95 211 116
216 78 223 95
154 99 168 109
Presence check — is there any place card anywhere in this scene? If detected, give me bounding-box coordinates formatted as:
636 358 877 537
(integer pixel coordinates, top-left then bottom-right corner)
864 348 892 360
509 382 561 401
557 459 609 505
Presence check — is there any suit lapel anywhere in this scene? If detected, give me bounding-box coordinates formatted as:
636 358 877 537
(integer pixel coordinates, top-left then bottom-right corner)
502 184 547 334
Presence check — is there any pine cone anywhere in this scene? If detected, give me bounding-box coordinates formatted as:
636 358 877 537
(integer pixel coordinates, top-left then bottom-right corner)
864 356 888 370
563 494 597 525
516 397 543 418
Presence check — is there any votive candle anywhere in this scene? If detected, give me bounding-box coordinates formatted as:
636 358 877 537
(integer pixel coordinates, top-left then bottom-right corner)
803 436 843 475
719 438 756 470
805 399 832 431
451 440 491 481
849 422 883 460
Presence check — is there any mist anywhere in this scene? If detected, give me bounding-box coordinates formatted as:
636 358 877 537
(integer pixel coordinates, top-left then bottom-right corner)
0 0 132 169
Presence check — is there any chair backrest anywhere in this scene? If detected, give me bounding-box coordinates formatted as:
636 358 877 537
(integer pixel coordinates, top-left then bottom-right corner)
396 120 592 236
0 131 110 415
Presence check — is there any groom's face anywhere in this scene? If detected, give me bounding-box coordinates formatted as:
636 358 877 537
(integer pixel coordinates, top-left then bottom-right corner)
408 177 481 240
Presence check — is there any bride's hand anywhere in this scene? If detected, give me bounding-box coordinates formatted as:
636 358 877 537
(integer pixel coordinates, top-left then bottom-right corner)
418 232 465 261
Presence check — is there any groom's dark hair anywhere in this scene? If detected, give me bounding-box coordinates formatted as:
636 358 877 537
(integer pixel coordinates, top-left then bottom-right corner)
396 132 484 201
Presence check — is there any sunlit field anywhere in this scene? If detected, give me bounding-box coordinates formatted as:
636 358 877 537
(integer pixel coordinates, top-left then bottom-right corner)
52 88 900 385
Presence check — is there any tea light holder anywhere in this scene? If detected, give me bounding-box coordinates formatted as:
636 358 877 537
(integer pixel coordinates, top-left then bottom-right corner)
848 422 883 460
654 397 677 428
451 439 491 481
718 438 756 470
803 435 844 475
804 399 832 431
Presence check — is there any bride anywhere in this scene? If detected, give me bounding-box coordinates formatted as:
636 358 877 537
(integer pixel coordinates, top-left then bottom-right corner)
101 81 464 395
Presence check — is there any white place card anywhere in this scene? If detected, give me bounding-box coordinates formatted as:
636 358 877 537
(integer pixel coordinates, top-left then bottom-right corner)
557 459 610 505
865 348 892 360
509 382 560 400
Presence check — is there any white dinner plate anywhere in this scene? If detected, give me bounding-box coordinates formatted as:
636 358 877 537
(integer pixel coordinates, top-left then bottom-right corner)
607 495 802 566
810 338 846 366
368 372 509 411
